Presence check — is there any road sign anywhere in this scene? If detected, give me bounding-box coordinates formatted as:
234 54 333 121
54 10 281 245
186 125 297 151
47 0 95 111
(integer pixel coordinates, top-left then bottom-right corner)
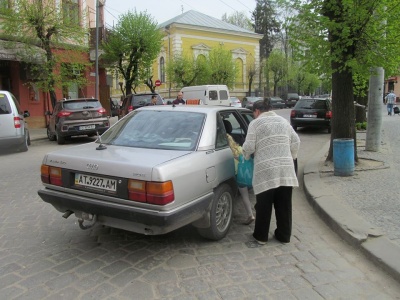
155 79 161 86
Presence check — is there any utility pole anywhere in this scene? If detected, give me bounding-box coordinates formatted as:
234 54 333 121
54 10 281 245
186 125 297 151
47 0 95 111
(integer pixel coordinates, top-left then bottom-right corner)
365 67 384 151
95 0 99 99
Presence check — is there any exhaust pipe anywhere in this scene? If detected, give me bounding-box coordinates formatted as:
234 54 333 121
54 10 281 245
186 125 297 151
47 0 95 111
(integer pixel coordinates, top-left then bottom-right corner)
62 210 73 219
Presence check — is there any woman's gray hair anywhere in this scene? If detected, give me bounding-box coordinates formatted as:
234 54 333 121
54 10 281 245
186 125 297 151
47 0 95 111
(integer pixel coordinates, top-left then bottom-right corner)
252 98 271 112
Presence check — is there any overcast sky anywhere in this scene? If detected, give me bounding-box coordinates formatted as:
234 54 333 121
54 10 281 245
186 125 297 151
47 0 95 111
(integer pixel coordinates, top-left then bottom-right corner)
104 0 257 27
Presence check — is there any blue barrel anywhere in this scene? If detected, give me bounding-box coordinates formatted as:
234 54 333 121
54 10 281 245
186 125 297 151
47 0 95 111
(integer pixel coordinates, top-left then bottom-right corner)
333 138 354 176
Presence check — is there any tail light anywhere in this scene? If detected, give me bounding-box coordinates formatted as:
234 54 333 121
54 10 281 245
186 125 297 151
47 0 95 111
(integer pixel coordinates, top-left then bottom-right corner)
326 111 332 118
41 165 63 186
128 179 174 205
290 110 296 117
128 105 134 112
97 107 107 115
57 111 72 117
14 116 21 128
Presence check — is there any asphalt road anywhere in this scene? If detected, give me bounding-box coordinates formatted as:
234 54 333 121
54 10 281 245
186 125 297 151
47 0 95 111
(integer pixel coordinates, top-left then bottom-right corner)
1 109 400 299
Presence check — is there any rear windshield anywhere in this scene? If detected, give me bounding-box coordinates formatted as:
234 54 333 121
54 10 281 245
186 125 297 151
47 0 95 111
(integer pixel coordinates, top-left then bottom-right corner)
295 99 327 109
131 95 163 106
100 110 205 151
63 100 101 110
0 93 11 114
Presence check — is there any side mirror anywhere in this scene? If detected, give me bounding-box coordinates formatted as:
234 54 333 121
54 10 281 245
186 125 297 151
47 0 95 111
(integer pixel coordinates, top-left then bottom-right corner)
24 111 30 118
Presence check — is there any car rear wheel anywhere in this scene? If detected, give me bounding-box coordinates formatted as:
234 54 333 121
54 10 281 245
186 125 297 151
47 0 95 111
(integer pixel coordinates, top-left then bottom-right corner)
197 184 233 241
328 126 331 133
47 127 56 141
56 132 65 145
18 130 29 152
292 125 297 131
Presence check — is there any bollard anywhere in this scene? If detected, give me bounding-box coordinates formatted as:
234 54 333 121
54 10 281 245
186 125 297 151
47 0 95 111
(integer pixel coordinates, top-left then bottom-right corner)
333 138 354 176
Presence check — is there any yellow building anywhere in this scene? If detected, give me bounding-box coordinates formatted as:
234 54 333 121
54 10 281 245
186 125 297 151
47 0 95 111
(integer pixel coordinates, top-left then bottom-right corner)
110 10 262 100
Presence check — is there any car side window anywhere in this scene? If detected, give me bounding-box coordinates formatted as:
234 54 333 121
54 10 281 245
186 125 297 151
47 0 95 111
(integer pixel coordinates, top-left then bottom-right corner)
215 115 228 149
219 90 228 100
209 90 218 101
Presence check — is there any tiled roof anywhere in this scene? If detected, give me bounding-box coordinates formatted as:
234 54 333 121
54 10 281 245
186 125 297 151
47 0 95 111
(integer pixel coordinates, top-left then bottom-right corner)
159 10 255 34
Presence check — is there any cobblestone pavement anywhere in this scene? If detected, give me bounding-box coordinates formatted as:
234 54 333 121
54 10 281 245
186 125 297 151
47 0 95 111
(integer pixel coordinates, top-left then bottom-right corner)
1 117 400 299
320 108 400 248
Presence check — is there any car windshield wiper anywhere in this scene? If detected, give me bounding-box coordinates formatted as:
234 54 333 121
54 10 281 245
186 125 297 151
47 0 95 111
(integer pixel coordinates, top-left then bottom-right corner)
83 106 94 109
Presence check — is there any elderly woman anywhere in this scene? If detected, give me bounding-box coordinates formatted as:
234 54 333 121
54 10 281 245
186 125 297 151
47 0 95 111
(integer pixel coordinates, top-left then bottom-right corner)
242 99 300 245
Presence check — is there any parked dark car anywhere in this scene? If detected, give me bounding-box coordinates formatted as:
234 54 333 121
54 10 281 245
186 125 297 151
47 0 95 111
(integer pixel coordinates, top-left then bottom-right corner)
282 93 300 108
46 98 110 145
119 93 164 119
268 96 286 109
290 98 332 133
241 96 263 109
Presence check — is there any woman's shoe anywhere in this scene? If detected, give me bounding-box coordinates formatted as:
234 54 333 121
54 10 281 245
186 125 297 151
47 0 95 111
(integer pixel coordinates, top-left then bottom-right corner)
242 216 255 225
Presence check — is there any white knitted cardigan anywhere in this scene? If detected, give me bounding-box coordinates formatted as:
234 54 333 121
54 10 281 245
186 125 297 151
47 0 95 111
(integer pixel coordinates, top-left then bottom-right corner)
242 111 300 195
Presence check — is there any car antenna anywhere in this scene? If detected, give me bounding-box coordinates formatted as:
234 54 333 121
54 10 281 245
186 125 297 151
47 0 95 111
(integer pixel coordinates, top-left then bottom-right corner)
96 131 107 150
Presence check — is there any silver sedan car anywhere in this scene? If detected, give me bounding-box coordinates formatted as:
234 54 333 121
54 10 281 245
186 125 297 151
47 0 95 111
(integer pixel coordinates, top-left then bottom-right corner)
38 105 254 240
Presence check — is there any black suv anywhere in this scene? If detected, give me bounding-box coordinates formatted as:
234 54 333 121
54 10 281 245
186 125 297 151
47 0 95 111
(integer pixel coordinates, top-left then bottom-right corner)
119 93 164 119
46 98 110 144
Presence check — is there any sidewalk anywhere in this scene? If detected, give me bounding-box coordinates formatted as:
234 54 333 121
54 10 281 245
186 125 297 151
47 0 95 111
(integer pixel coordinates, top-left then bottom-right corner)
29 114 400 283
304 111 400 283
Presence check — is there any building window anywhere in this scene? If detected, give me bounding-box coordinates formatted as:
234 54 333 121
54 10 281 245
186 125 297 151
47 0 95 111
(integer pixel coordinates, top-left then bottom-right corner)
63 0 80 25
160 57 165 83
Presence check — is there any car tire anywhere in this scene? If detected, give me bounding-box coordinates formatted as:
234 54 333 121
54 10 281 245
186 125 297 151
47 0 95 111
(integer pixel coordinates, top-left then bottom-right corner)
328 126 331 133
18 130 29 152
56 132 65 145
197 183 233 241
47 127 56 141
292 125 297 131
27 130 31 146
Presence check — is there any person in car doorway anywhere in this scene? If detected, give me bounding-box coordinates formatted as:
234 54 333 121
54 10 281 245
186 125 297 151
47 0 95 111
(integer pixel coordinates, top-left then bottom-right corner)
172 92 185 105
242 99 300 245
384 90 396 115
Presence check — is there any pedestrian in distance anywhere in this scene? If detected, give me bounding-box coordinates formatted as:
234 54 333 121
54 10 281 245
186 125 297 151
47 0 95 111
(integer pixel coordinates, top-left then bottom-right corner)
147 95 158 106
223 119 255 225
384 90 396 116
172 92 185 105
242 99 300 245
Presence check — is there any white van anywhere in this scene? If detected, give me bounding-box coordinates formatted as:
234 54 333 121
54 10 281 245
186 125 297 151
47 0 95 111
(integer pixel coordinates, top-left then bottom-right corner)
0 90 30 152
180 85 230 106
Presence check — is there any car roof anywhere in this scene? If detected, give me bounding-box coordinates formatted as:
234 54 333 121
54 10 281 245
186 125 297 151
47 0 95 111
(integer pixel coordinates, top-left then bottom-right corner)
136 105 251 114
59 98 99 102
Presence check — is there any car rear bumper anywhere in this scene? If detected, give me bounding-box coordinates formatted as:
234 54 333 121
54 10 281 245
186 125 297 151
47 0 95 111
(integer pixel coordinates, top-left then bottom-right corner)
0 136 25 149
38 187 213 235
290 118 330 127
58 122 109 137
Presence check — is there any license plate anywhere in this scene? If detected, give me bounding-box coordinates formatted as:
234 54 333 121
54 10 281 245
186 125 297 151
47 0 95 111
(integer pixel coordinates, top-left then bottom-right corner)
75 173 117 192
79 125 95 130
303 114 317 118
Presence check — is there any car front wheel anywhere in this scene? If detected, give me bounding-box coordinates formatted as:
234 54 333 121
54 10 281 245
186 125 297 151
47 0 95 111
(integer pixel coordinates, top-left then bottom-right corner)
197 183 233 241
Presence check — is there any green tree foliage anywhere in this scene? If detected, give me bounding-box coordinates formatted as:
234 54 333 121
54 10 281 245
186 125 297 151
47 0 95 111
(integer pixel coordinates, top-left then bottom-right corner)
101 10 163 95
252 0 280 59
1 0 88 107
289 0 400 160
166 53 209 88
167 47 237 89
208 46 237 88
222 11 253 31
266 50 287 96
